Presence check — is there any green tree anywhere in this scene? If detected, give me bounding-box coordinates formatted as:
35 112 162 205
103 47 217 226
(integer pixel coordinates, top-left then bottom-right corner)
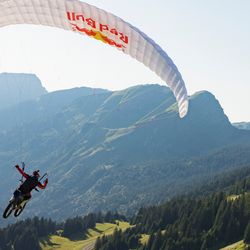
244 221 250 244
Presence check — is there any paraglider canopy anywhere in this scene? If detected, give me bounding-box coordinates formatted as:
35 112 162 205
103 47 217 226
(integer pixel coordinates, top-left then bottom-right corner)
0 0 189 117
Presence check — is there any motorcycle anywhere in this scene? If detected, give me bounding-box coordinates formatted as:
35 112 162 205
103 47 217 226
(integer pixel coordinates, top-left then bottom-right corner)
3 190 28 218
2 162 48 219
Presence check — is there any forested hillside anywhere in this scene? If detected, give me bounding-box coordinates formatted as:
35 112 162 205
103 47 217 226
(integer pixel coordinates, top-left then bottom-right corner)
95 165 250 250
1 164 250 250
0 212 125 250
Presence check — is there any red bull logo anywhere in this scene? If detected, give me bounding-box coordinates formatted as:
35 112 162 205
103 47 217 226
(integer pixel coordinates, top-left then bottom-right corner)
67 11 129 49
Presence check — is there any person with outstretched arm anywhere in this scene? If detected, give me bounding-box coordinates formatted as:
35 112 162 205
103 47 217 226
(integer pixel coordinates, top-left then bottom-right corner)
15 164 48 201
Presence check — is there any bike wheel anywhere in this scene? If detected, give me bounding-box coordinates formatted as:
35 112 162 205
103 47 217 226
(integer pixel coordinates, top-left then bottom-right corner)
3 202 14 219
14 203 26 217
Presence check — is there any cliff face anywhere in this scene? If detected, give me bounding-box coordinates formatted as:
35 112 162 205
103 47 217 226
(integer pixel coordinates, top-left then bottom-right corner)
0 73 47 109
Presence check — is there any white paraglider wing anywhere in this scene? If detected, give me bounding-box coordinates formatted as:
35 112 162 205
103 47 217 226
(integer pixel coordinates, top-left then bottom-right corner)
0 0 188 117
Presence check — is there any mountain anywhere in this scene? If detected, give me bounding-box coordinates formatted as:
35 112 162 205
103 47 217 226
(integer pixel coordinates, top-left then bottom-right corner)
233 122 250 130
0 80 250 223
0 85 109 132
0 73 47 110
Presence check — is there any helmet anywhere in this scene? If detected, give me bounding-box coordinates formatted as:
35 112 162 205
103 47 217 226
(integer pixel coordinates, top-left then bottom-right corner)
33 170 40 177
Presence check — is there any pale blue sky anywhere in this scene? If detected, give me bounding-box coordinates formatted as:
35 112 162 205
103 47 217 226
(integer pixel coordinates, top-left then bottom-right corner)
0 0 249 122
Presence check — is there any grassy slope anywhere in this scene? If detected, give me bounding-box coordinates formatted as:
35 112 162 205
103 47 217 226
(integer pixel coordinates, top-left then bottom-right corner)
140 234 150 246
40 221 130 250
220 240 246 250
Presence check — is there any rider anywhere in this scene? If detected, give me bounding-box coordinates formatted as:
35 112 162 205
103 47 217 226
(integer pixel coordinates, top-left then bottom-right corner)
15 164 48 201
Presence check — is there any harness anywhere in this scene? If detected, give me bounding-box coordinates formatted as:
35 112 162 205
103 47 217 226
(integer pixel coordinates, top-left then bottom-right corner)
19 176 39 194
